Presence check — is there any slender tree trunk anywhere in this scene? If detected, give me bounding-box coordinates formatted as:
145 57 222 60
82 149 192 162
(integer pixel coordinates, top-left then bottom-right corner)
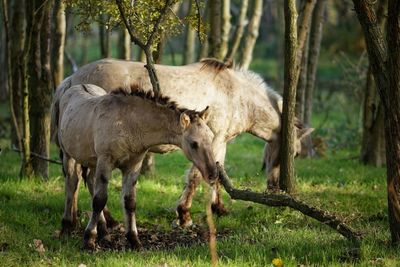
183 0 196 64
29 0 54 179
304 0 326 126
20 0 34 178
0 4 7 102
51 0 65 87
198 0 210 60
360 0 387 166
220 0 230 59
9 0 25 149
279 0 298 193
240 0 263 70
295 34 309 119
118 28 131 60
353 0 400 245
99 15 110 58
209 0 222 59
226 0 248 60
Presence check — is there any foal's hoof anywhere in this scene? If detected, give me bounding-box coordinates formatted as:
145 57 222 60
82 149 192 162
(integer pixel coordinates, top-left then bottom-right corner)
60 218 77 235
125 233 142 250
83 230 97 251
211 203 228 216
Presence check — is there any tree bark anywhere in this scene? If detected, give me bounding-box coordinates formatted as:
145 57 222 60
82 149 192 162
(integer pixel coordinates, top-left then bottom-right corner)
353 0 400 245
220 0 231 59
295 34 309 119
99 14 110 58
240 0 263 70
9 0 25 149
226 0 248 60
304 0 326 126
183 0 196 64
360 0 387 166
118 28 131 60
51 0 66 87
279 0 298 193
217 164 362 241
209 0 222 59
0 4 7 102
29 0 54 179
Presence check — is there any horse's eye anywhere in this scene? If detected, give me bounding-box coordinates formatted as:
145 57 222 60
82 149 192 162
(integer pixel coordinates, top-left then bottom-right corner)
190 141 198 149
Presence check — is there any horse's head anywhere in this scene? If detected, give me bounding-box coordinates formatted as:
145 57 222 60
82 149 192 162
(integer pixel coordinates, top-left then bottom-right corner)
179 107 218 182
264 123 314 190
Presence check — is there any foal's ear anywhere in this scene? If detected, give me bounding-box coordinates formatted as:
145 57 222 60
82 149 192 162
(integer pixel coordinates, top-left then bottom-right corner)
180 112 191 129
297 128 315 140
199 106 210 121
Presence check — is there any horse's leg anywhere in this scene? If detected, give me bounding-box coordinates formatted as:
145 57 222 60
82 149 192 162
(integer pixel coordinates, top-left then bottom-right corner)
264 141 281 190
61 155 82 234
122 169 141 249
175 165 202 227
210 141 228 216
83 156 112 250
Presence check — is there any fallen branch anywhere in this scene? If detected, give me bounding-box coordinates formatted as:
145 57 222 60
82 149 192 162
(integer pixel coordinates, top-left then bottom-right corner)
12 147 62 165
217 163 363 241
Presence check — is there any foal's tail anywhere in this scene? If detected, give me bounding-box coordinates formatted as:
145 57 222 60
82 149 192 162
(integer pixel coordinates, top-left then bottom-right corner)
51 77 72 147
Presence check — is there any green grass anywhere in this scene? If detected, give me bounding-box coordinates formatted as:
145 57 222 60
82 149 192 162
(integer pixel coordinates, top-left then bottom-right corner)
0 134 398 266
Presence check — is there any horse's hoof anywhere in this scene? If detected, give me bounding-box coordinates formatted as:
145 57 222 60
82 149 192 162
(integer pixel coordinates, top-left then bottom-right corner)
172 218 193 228
97 223 109 240
60 218 77 235
125 232 142 250
211 203 228 216
83 230 97 251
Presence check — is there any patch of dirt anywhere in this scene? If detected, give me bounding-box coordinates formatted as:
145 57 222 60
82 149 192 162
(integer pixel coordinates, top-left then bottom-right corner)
72 223 231 251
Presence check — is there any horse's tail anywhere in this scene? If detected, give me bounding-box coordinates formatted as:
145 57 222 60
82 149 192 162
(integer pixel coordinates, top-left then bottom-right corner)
51 76 72 147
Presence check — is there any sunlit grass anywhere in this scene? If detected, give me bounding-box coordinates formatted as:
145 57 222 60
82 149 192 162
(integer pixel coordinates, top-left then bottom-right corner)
0 134 397 266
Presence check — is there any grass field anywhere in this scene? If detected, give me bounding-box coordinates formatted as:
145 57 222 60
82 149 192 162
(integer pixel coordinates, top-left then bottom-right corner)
0 134 398 267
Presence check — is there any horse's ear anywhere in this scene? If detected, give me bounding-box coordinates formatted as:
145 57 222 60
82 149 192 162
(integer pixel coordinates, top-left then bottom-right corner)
199 106 210 121
297 128 314 140
180 112 191 129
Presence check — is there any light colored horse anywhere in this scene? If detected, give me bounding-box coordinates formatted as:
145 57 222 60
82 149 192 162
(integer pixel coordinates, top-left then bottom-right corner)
51 58 313 228
56 83 217 249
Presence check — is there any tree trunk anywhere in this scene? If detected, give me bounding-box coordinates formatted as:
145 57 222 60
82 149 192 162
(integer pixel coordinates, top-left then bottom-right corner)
99 15 110 58
9 0 25 149
0 4 7 102
353 0 400 245
360 67 386 166
209 0 222 59
360 0 387 166
118 28 131 60
183 0 196 64
29 0 54 179
226 0 248 60
304 0 326 126
279 0 298 193
51 0 65 87
220 0 230 59
239 0 263 70
295 0 316 119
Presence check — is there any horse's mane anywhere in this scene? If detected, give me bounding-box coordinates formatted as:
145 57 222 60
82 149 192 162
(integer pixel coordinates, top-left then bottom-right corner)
200 58 233 72
110 84 201 118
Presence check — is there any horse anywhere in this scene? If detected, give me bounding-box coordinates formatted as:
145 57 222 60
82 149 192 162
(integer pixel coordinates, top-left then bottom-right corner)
51 58 313 228
56 83 217 249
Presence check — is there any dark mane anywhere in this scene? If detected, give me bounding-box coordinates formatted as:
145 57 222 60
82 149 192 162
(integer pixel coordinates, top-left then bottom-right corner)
110 84 201 118
200 58 233 72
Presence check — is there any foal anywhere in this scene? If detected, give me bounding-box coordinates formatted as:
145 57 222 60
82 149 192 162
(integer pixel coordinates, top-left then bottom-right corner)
57 84 217 249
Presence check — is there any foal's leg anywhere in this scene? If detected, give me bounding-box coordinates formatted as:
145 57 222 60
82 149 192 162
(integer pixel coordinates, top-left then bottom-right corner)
83 156 112 250
122 169 141 249
85 168 110 241
61 155 82 234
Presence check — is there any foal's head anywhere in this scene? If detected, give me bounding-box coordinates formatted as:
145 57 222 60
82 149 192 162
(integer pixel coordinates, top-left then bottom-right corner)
179 107 218 181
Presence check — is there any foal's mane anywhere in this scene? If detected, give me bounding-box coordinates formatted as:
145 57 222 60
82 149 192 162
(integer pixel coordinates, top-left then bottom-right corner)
111 84 201 118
